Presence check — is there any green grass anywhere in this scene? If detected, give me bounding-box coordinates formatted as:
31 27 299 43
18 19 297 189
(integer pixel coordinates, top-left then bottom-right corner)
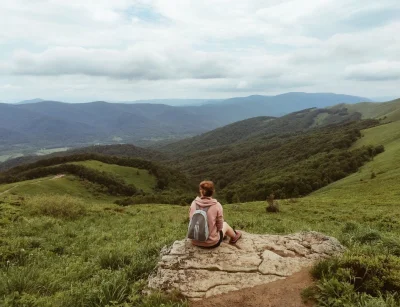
0 196 189 306
70 160 156 192
0 177 54 194
3 176 98 199
0 175 121 203
0 192 399 306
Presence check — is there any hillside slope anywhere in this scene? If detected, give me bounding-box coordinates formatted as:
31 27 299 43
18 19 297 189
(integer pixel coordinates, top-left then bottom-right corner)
163 117 381 202
0 154 195 203
159 107 361 155
312 119 400 203
332 98 400 122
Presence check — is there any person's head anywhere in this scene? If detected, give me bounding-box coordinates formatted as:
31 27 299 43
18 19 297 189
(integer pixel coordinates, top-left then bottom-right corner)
199 180 215 197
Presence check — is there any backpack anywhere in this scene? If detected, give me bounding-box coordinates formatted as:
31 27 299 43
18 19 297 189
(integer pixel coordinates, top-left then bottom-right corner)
187 205 210 241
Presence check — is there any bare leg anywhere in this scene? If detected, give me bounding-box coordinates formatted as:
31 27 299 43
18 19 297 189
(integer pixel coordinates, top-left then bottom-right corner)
222 222 236 239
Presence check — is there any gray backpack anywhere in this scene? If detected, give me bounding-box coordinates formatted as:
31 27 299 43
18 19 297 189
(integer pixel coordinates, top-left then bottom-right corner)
187 205 209 241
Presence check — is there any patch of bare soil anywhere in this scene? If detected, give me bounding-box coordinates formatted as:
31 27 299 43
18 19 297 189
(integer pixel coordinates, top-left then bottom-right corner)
193 269 314 307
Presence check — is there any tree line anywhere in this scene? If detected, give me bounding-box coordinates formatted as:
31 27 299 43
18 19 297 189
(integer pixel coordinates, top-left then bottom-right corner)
0 153 195 197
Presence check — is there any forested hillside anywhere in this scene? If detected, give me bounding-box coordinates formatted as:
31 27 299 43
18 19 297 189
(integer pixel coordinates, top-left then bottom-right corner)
168 119 382 202
159 107 362 155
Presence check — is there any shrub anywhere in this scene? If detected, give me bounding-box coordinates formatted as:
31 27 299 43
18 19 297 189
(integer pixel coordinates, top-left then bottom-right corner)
381 238 400 257
355 229 382 244
342 221 359 233
26 195 86 219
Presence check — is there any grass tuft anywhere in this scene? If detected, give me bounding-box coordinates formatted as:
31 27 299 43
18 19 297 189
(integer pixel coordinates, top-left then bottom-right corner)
26 194 86 219
98 249 132 270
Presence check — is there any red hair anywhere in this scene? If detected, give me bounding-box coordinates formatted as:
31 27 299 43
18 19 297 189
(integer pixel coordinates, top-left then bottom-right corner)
199 181 215 197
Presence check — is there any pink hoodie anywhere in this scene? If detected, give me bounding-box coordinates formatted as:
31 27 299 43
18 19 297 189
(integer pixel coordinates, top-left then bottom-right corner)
189 196 224 247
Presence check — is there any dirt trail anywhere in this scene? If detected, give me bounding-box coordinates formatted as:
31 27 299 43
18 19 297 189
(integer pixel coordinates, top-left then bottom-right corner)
0 184 20 196
193 269 314 307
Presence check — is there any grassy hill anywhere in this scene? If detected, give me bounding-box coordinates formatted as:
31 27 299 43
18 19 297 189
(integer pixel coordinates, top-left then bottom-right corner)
333 98 400 122
312 119 400 204
0 154 194 205
0 175 101 200
70 160 156 193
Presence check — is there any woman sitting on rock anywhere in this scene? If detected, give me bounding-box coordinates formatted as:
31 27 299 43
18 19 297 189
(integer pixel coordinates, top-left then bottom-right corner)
188 180 241 248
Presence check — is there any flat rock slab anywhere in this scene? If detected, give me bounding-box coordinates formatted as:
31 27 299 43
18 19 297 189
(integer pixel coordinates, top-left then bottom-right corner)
148 231 344 300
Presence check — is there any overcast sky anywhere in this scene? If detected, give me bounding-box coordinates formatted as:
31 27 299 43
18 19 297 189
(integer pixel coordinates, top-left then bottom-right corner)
0 0 399 103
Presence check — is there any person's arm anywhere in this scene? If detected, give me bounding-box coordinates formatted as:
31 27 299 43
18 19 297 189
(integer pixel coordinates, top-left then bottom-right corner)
216 203 224 231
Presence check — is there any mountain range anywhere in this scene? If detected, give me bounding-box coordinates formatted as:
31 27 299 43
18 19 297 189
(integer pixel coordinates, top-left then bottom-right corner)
0 92 373 154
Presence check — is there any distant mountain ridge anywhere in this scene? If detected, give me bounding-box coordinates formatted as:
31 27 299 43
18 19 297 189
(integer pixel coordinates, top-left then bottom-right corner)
120 98 222 106
16 98 45 104
0 92 371 155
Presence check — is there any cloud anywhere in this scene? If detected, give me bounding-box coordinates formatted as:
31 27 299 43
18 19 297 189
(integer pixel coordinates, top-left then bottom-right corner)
345 61 400 81
6 47 231 80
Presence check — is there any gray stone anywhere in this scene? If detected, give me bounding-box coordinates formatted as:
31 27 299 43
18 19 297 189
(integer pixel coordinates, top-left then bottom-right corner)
148 231 344 299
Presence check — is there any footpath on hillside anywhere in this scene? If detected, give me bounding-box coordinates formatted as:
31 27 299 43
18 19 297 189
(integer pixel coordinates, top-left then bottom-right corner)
148 231 344 304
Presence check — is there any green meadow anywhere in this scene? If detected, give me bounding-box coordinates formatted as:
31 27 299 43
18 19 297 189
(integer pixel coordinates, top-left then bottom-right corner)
69 160 156 193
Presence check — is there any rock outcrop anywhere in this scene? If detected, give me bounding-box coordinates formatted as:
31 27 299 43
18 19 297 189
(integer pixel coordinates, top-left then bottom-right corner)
148 231 344 300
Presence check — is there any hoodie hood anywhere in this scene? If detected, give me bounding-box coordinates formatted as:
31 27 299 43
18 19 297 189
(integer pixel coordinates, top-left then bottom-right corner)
194 196 218 207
